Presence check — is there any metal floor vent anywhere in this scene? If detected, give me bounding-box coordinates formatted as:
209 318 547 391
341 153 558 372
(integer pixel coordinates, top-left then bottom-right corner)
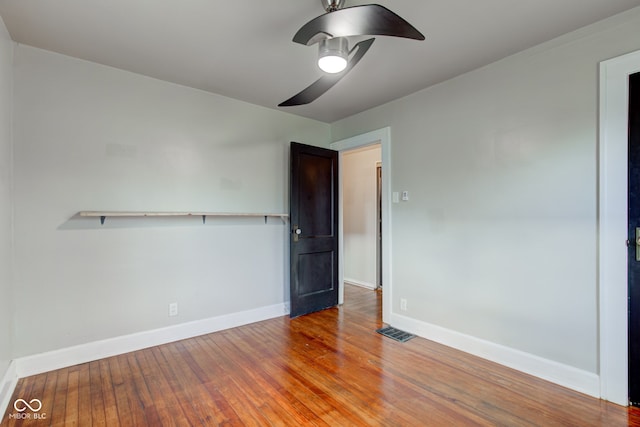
376 326 415 342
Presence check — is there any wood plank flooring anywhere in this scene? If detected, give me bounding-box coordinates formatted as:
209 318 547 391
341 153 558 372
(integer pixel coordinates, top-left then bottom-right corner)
3 284 640 426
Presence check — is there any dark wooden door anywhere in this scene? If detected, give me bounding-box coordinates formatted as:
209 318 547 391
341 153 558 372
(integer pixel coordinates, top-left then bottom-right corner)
289 142 339 318
629 71 640 406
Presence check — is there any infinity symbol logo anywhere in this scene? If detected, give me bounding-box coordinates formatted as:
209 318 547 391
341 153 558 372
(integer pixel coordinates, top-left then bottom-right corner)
13 398 42 412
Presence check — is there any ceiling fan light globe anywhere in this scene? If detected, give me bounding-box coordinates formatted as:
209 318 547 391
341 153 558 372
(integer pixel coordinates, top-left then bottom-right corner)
318 55 348 73
318 37 349 73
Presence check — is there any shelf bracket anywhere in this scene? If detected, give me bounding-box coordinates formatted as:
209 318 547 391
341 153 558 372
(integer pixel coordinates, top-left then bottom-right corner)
100 215 106 225
202 215 206 224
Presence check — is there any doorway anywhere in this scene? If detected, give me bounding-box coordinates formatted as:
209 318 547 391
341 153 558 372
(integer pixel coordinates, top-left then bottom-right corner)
341 145 382 293
628 71 640 406
330 127 392 324
599 49 640 406
377 162 382 289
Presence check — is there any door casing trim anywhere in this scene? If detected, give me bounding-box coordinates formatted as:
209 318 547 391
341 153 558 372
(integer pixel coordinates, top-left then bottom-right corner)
331 127 392 323
599 49 640 406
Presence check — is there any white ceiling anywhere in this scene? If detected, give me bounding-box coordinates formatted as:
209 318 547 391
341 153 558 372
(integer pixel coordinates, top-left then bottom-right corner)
1 0 639 123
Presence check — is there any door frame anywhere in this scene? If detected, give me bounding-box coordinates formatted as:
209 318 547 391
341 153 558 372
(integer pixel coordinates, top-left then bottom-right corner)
599 49 640 406
331 127 392 323
376 161 383 289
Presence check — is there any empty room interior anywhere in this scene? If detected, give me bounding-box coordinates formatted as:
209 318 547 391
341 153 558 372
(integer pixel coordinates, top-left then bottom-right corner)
3 0 640 425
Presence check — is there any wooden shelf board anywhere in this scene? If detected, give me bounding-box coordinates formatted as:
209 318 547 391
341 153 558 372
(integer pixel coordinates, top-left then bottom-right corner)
79 211 288 218
78 211 289 224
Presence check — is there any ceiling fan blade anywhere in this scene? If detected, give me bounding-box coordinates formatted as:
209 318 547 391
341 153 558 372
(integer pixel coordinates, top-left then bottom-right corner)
293 4 424 46
279 38 374 107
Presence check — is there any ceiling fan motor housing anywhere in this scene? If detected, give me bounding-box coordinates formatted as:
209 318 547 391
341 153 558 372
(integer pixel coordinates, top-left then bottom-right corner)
322 0 345 12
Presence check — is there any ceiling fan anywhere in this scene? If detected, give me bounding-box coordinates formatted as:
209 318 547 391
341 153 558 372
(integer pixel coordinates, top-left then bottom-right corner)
279 0 425 107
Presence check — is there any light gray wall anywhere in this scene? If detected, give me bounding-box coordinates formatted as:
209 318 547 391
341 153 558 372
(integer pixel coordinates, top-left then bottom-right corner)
343 145 381 288
0 16 13 380
332 8 640 373
11 45 329 357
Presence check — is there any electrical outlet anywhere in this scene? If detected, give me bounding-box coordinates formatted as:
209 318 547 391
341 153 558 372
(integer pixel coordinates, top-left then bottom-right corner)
169 302 178 317
401 191 409 201
400 298 407 311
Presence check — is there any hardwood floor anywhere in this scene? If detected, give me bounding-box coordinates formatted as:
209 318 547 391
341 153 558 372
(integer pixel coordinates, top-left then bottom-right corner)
3 284 640 426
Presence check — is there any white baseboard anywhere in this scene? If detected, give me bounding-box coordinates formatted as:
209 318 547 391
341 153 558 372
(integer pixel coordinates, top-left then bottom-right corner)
16 302 289 378
344 278 377 290
0 360 17 420
7 304 600 408
389 313 600 398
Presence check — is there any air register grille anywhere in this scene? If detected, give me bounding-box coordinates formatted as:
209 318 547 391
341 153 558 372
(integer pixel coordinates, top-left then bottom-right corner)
376 326 415 342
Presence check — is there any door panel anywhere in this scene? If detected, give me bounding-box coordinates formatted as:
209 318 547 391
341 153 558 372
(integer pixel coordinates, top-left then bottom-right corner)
298 252 334 295
297 153 334 236
290 142 339 318
629 71 640 406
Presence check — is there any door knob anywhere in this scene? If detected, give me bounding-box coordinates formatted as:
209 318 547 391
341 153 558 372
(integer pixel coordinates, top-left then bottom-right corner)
293 225 302 242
